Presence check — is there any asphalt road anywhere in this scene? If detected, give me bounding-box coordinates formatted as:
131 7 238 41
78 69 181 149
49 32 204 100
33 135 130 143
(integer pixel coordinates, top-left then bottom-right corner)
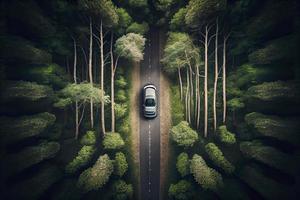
139 28 161 200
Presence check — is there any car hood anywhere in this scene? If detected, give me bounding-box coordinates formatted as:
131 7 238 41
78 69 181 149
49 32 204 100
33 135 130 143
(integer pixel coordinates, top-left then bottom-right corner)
145 106 156 112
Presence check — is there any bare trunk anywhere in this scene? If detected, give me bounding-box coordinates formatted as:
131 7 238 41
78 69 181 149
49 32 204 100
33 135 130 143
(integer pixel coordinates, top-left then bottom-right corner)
213 20 219 132
186 68 191 123
73 38 79 139
110 32 115 132
178 67 183 101
189 65 193 124
204 26 208 137
100 20 106 135
223 36 228 123
196 64 200 129
89 18 94 129
185 68 189 122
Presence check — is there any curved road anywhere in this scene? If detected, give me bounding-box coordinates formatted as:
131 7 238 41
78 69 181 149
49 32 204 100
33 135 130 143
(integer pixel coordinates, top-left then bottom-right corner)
139 28 161 200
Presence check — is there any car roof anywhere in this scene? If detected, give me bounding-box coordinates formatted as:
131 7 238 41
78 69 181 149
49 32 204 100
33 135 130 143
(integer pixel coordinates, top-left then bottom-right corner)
145 87 155 97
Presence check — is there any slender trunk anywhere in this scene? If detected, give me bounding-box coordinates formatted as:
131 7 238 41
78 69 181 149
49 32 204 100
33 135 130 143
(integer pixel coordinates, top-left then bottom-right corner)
204 26 208 137
213 20 219 132
178 67 183 101
110 32 115 132
196 64 200 129
185 68 189 122
100 20 106 135
189 65 193 124
89 18 94 129
73 38 79 139
223 36 228 123
186 68 191 123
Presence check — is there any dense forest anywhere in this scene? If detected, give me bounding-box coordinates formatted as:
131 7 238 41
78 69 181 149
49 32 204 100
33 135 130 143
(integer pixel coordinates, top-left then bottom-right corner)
0 0 299 200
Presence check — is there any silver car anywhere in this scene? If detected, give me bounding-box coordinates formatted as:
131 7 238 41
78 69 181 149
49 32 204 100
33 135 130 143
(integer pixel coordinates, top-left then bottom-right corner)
143 84 157 118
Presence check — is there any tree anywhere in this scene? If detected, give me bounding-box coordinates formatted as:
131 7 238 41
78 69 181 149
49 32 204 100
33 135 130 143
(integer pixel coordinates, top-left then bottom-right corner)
112 180 133 200
103 132 125 150
217 125 236 145
168 180 194 200
77 154 113 192
176 152 189 177
114 152 128 177
126 22 149 36
170 8 187 31
170 121 198 148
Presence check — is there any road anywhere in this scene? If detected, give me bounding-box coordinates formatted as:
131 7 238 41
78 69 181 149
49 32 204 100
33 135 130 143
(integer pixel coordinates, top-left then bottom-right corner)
139 28 161 200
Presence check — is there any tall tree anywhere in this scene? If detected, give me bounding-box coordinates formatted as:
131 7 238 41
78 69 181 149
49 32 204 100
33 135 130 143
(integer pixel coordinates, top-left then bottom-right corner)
213 19 219 132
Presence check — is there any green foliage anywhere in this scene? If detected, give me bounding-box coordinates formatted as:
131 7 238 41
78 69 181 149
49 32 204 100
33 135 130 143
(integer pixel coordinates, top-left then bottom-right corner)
205 143 235 174
112 180 133 200
128 0 148 8
176 152 189 177
115 8 132 35
115 33 146 62
155 0 175 11
77 154 114 192
65 146 95 174
103 132 125 150
190 154 223 191
114 152 128 177
115 76 127 89
185 0 227 27
115 103 128 120
168 180 194 200
80 131 96 145
117 117 130 135
53 98 72 109
116 89 127 102
0 36 52 64
6 142 60 176
170 86 184 125
217 125 236 145
0 112 56 144
170 121 198 148
126 22 149 36
227 98 245 111
170 8 187 31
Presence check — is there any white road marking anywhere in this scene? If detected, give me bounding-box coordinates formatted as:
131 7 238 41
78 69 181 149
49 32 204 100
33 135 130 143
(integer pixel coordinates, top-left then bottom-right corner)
148 121 152 193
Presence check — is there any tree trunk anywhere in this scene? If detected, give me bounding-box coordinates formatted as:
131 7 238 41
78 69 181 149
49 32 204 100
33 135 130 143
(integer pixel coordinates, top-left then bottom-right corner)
72 38 79 139
110 32 115 132
178 67 183 101
185 68 189 122
100 20 106 135
186 68 191 123
189 64 193 124
204 26 208 137
223 36 228 124
213 20 219 132
89 18 94 129
196 64 200 129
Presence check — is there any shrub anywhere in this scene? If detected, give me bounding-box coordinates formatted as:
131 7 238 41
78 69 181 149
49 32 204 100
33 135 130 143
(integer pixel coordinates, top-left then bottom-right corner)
77 154 113 192
53 98 72 109
217 126 236 145
170 121 198 148
190 154 223 191
103 132 125 150
170 86 184 125
168 180 194 200
80 131 96 146
116 76 127 89
114 152 128 177
227 98 245 112
116 90 127 103
115 103 128 120
126 22 149 35
112 180 133 200
205 143 235 174
117 117 130 135
176 153 189 177
65 146 95 174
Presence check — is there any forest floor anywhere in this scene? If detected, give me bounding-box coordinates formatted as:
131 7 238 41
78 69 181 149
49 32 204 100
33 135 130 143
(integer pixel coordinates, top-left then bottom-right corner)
159 72 171 199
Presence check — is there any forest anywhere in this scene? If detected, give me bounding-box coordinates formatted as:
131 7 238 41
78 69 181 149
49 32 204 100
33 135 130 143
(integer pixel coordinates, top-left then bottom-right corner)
0 0 299 200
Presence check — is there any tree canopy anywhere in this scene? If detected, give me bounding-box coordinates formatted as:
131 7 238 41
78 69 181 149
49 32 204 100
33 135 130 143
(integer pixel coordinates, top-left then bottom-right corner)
170 121 199 148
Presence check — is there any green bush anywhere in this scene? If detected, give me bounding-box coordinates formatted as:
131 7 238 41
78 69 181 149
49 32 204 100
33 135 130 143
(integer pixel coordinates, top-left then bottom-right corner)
112 180 133 200
170 121 198 148
80 131 96 146
65 146 95 174
126 22 149 35
0 112 56 144
117 117 131 135
116 90 127 103
77 154 114 192
176 153 189 177
168 180 194 200
6 142 60 176
170 86 184 125
227 98 245 112
114 152 128 177
103 132 125 150
205 143 235 174
115 103 128 120
116 76 127 89
217 125 236 145
53 98 72 109
190 154 223 191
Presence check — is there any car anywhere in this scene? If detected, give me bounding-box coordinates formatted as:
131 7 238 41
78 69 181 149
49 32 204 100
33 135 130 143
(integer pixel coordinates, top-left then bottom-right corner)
143 84 157 118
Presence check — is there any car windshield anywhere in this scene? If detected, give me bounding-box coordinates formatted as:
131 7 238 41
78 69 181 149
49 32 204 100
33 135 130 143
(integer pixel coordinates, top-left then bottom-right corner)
145 98 155 107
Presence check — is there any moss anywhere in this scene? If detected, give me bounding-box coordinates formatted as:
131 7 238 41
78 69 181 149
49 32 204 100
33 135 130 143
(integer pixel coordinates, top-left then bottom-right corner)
245 112 300 145
240 141 295 174
0 112 56 145
190 154 223 192
0 36 52 64
6 141 60 176
103 132 125 150
77 154 114 192
80 131 96 146
10 164 63 200
65 145 95 174
238 165 295 199
245 81 300 114
217 125 236 145
170 86 185 125
170 121 199 148
205 143 235 174
176 152 189 177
